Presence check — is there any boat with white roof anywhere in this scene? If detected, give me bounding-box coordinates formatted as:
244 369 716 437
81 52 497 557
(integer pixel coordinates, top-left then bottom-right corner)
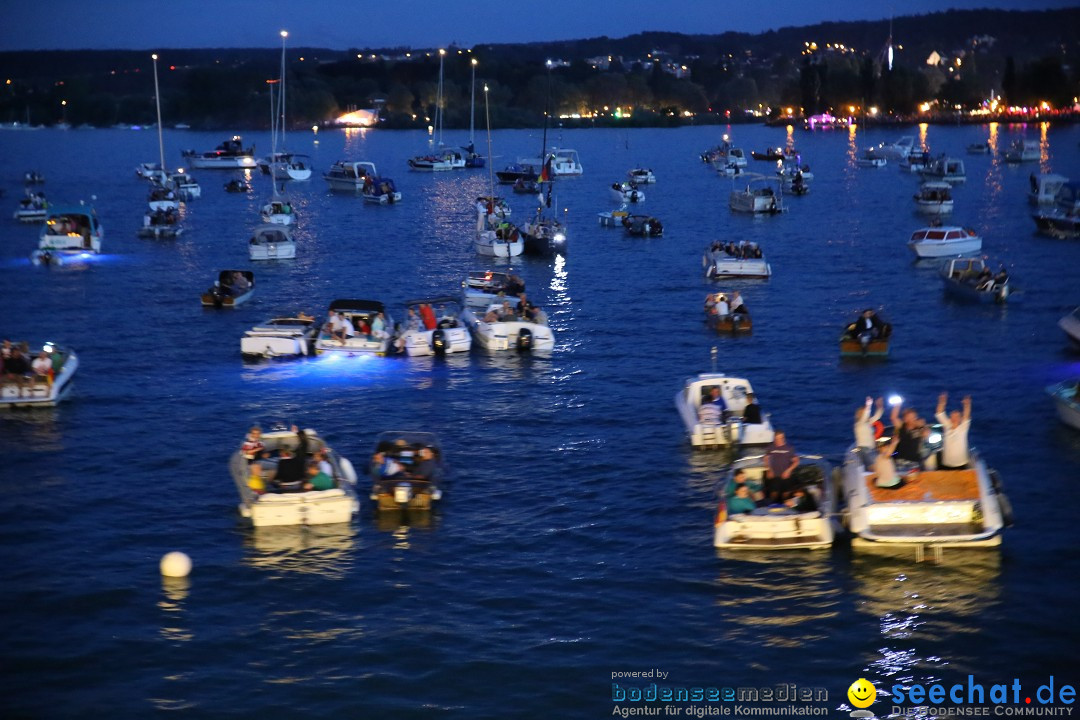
674 372 774 449
907 225 982 258
241 314 319 359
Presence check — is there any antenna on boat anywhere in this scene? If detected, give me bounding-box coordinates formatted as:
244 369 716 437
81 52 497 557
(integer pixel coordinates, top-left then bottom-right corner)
151 54 165 176
484 83 496 210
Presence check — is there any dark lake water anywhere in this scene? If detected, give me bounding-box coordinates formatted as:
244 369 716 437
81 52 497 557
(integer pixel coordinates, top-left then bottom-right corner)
1 121 1079 719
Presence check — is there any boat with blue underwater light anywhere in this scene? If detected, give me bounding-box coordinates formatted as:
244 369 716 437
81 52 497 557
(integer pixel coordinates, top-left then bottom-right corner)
314 299 394 355
713 454 837 550
0 343 78 408
1048 381 1080 431
37 205 103 256
241 314 319 359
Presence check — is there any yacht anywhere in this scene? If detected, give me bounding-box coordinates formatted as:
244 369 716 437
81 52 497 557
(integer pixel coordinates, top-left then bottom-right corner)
182 136 257 169
842 445 1010 555
1004 139 1039 163
314 299 394 355
241 315 320 359
913 181 954 215
248 224 296 260
396 298 471 357
0 343 78 408
201 270 255 308
729 174 784 214
324 160 375 191
673 373 774 449
703 241 771 279
907 226 982 259
230 427 360 527
38 206 103 255
714 454 837 550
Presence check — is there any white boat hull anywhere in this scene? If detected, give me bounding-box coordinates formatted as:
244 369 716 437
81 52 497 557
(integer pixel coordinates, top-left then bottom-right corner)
242 334 311 358
474 232 523 257
249 242 296 260
400 327 472 356
908 237 982 258
188 156 257 169
460 307 554 352
674 379 774 448
0 350 78 408
363 191 402 204
914 200 953 215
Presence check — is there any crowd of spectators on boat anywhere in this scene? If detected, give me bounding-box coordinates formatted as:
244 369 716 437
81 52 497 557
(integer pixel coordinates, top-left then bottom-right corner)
323 309 392 346
369 439 442 492
0 340 64 395
710 241 763 259
724 431 819 515
242 425 337 495
704 291 748 319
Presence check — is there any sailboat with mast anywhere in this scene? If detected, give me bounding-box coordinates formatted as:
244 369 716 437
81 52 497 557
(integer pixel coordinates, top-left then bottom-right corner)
520 61 568 256
461 57 485 168
138 53 184 239
261 31 312 181
408 49 463 171
258 32 300 226
474 83 523 257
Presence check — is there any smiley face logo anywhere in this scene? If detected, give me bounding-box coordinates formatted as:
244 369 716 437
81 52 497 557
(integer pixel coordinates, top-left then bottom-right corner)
847 678 877 708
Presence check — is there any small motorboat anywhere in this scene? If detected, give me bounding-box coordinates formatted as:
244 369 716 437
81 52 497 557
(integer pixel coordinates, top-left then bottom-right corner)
369 431 446 513
135 162 165 183
914 181 954 215
714 454 837 550
0 343 78 408
248 224 296 260
241 314 319 359
230 427 360 527
622 214 663 237
750 148 785 162
362 175 401 204
598 206 630 227
224 178 250 193
495 161 539 184
314 299 395 355
674 372 774 449
866 135 914 160
460 302 554 352
610 182 645 203
260 197 296 226
715 162 743 178
324 160 374 191
899 149 931 173
13 191 48 222
702 138 746 167
729 174 784 214
776 157 813 189
407 149 460 171
940 257 1017 304
703 241 771 279
167 171 201 200
1028 173 1069 206
396 297 471 357
474 211 524 257
461 270 525 309
39 206 103 255
1004 139 1039 163
1048 381 1080 431
147 183 179 212
627 168 656 184
840 310 891 357
550 148 583 176
967 142 991 155
842 444 1010 554
705 301 752 334
1058 307 1080 348
855 152 887 168
183 136 257 169
137 208 184 239
260 152 313 181
907 225 982 259
201 270 255 308
520 211 567 256
511 177 541 195
919 155 967 183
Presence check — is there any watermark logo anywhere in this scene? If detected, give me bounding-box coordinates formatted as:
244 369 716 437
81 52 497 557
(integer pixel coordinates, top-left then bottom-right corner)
847 679 877 709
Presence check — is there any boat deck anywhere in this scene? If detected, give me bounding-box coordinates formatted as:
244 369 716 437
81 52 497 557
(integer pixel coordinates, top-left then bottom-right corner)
866 522 983 537
865 469 979 503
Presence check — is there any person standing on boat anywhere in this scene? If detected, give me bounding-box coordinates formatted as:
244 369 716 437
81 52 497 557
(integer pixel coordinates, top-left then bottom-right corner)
730 291 747 315
935 393 972 470
890 405 929 466
714 294 730 317
742 393 763 425
763 431 800 504
854 397 885 468
515 293 534 318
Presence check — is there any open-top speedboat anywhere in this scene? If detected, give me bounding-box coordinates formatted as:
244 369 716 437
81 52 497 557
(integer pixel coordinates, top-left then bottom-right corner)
248 224 295 260
714 454 837 550
147 183 179 212
610 182 645 203
0 343 78 408
705 292 752 334
496 161 540 184
459 301 555 352
138 208 183 239
135 162 166 183
842 444 1010 555
1032 181 1080 238
907 225 982 258
941 257 1017 304
674 373 774 449
229 426 360 527
261 152 313 181
855 152 887 168
314 299 394 355
38 206 102 255
396 297 471 357
551 148 583 176
13 191 48 222
260 197 296 226
241 314 319 359
182 135 257 169
462 270 525 309
627 168 656 184
201 270 255 308
324 160 375 191
622 214 663 237
1048 381 1080 431
369 431 446 513
167 171 201 200
703 240 771 279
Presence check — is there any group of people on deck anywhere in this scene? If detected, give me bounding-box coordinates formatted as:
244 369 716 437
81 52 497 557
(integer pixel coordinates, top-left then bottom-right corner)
853 392 972 488
710 241 763 259
482 292 549 325
369 441 441 490
704 291 748 318
696 385 763 426
1 339 63 394
726 430 818 515
242 425 337 495
325 309 391 346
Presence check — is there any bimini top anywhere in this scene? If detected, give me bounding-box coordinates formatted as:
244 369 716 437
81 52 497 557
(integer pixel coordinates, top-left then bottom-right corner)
404 295 461 308
329 299 385 313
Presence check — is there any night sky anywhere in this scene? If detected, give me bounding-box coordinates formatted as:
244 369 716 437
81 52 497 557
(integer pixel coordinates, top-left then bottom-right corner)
2 0 1076 51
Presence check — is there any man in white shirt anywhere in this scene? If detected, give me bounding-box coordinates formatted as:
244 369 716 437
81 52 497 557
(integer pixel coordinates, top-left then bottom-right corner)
854 396 884 469
934 392 972 469
30 351 52 390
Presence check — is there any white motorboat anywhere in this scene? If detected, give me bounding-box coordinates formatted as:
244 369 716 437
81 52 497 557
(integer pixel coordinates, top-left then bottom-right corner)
39 206 103 254
855 153 887 168
867 135 915 160
167 171 201 200
147 183 179 212
598 206 630 227
842 445 1010 553
242 314 319 359
1058 307 1080 348
729 174 784 214
314 299 394 355
627 168 656 184
362 175 401 204
1004 139 1039 163
1048 381 1080 431
907 225 982 258
137 208 183 239
703 241 771 279
262 152 313 182
135 162 166 183
462 270 526 309
182 135 257 169
674 373 774 448
460 302 555 352
715 162 744 178
713 454 837 550
408 149 459 171
324 160 375 191
551 148 583 176
201 270 255 308
899 149 931 173
396 297 472 357
914 181 954 215
776 157 813 187
248 224 296 260
609 182 645 203
229 427 360 527
13 192 48 222
474 211 523 257
919 155 967 183
1028 173 1068 206
260 197 297 226
0 343 78 408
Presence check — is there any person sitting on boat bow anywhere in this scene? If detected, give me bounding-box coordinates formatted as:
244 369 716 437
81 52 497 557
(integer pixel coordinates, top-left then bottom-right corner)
853 309 885 347
714 294 730 317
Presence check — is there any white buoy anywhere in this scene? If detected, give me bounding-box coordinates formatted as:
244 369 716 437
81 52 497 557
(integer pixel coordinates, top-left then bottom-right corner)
160 551 192 578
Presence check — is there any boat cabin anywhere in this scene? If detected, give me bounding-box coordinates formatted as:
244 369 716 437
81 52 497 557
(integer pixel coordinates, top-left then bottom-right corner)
909 227 977 244
1029 174 1069 205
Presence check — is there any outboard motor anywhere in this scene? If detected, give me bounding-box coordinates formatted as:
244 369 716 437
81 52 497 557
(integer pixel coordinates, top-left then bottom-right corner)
431 328 447 356
393 482 413 505
516 328 533 352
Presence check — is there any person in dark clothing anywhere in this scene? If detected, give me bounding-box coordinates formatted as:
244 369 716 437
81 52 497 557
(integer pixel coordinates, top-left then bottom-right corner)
742 393 763 425
409 447 439 484
273 426 309 490
890 405 928 465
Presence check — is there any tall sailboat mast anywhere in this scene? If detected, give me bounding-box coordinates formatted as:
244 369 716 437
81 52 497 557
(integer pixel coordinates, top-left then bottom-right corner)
436 48 445 147
469 58 477 145
279 30 288 150
151 53 165 174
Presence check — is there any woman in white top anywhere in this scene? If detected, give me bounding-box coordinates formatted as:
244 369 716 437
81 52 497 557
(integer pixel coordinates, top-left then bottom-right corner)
873 435 902 488
934 392 971 469
853 396 884 468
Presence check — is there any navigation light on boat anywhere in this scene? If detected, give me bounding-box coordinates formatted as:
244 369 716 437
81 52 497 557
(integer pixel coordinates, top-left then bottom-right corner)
927 432 942 445
43 343 54 353
888 394 903 406
553 233 566 243
394 483 412 504
80 253 91 259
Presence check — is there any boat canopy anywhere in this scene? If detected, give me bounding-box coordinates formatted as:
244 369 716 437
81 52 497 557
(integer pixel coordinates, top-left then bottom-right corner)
329 299 385 313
